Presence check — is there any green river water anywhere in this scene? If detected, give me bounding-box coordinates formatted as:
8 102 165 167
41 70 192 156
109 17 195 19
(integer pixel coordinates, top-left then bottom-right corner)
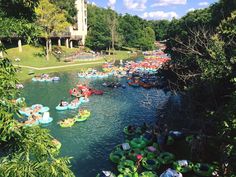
22 70 170 177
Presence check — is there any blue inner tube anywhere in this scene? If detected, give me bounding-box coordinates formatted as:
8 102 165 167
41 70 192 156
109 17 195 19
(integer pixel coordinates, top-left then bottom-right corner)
56 105 68 111
39 117 53 124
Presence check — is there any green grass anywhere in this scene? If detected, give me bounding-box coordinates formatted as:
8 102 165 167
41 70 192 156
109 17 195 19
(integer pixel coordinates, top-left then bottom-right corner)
6 45 79 67
6 45 138 81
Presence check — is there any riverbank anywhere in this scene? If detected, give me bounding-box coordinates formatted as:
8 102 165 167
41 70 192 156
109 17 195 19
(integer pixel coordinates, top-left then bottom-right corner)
7 45 140 81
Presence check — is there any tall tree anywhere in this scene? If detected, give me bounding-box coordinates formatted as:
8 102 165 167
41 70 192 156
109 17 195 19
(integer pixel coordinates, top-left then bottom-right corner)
35 0 70 60
107 9 119 52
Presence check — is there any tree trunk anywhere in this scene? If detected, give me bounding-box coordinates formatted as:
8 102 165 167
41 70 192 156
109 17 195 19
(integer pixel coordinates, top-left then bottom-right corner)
18 39 22 52
112 27 115 52
46 39 49 60
0 40 3 58
108 46 110 55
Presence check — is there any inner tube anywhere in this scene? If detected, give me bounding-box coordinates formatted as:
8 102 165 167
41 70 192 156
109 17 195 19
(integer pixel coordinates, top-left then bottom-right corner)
173 160 194 173
169 131 184 140
51 139 62 152
97 171 116 177
117 160 137 174
79 110 91 119
39 117 53 124
68 101 81 110
130 137 147 149
19 108 31 117
193 163 215 177
160 168 183 177
16 97 25 104
56 104 68 111
24 120 40 127
144 143 159 159
117 172 138 177
158 152 175 165
80 97 89 103
58 118 75 128
38 106 50 113
92 90 104 95
52 77 60 81
128 149 145 162
139 171 157 177
141 157 160 170
109 150 125 164
123 126 135 136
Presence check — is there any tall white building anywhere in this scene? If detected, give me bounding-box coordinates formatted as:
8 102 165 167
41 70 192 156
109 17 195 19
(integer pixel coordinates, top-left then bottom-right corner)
69 0 87 45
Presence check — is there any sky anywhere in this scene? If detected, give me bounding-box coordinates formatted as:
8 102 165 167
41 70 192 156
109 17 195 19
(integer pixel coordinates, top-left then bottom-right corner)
88 0 219 20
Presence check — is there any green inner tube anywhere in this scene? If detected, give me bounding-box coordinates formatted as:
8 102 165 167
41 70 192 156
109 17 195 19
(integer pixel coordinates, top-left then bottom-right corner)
128 149 145 162
118 172 138 177
167 136 174 145
124 127 136 136
110 150 125 164
193 163 215 177
59 119 75 128
139 171 157 177
118 160 137 174
123 127 142 136
141 157 160 171
75 116 87 122
158 152 175 165
79 110 91 118
130 138 147 149
173 160 194 173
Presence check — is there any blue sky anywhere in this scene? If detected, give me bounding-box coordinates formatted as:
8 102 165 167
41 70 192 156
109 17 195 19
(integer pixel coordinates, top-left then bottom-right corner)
88 0 218 20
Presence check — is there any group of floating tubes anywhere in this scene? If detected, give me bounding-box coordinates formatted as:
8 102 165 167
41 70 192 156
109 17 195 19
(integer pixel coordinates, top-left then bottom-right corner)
104 123 218 177
19 104 50 117
58 110 91 128
19 104 53 126
32 74 60 82
55 97 89 111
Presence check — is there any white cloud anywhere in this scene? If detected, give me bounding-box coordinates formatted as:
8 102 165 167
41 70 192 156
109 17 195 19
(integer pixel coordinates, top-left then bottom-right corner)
151 0 187 7
198 2 209 6
123 0 147 11
87 1 96 6
187 8 195 12
142 11 178 20
108 0 116 9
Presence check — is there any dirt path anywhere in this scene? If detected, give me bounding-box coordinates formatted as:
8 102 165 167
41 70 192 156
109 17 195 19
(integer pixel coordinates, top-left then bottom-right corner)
14 61 105 71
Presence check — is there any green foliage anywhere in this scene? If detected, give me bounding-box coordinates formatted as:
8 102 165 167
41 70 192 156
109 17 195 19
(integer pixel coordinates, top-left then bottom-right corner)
85 5 111 50
163 1 236 175
151 20 170 40
50 0 77 23
86 5 155 51
0 58 74 176
35 0 70 38
0 0 39 21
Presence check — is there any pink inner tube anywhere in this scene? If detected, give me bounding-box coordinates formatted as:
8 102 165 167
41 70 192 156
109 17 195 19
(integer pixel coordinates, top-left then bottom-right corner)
92 90 104 95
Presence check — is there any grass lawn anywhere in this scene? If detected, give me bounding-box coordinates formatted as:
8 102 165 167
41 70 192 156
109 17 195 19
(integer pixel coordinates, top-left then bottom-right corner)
6 45 139 81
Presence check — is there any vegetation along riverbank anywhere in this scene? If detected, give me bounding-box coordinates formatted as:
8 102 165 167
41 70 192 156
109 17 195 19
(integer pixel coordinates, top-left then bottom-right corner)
0 0 235 176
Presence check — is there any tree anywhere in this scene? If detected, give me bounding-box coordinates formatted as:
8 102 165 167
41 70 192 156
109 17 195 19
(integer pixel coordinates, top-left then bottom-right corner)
107 9 119 52
151 20 170 41
138 27 155 51
50 0 77 23
35 0 70 60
